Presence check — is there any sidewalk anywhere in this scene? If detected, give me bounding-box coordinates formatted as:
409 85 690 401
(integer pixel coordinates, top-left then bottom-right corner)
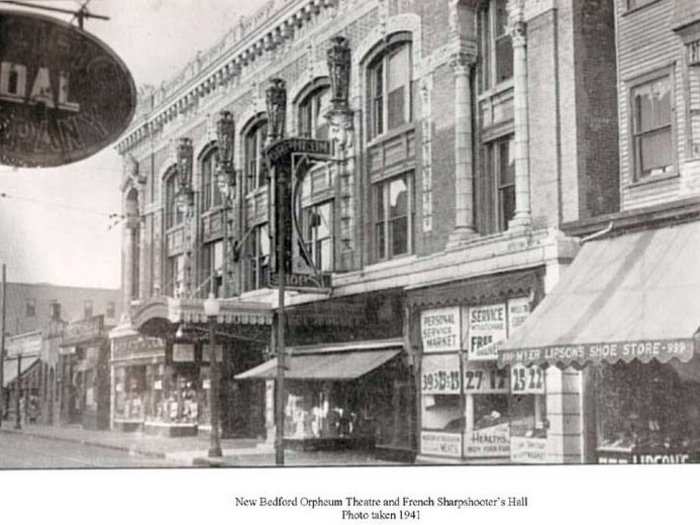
0 423 401 466
0 422 262 464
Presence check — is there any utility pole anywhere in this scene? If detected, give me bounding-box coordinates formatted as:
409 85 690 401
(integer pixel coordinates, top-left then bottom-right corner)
0 263 5 427
14 353 21 429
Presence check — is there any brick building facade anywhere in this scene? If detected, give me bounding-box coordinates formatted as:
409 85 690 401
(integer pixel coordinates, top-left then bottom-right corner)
114 0 620 462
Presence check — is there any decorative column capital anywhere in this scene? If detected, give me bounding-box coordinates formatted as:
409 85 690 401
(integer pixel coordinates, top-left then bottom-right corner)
449 50 477 74
507 0 527 47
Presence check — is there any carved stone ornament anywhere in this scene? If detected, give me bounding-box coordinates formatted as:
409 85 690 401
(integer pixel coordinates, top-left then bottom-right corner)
327 35 351 111
127 154 146 186
265 78 287 142
506 0 527 44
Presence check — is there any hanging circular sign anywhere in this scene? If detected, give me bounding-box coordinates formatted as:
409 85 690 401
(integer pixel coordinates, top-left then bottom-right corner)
0 10 136 167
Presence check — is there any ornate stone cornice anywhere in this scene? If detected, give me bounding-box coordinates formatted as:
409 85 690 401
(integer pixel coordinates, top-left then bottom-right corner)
117 0 337 155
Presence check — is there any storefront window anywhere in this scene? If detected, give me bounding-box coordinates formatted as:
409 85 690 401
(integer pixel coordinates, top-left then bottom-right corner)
597 360 700 460
280 379 389 442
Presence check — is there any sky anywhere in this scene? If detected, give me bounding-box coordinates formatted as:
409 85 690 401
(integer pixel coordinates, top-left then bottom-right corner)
0 0 266 288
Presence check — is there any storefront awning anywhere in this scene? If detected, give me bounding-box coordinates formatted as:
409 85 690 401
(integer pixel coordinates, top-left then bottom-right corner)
235 339 403 381
499 222 700 368
3 357 40 388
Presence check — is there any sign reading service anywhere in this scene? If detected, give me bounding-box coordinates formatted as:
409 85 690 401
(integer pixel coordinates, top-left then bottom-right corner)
466 303 507 361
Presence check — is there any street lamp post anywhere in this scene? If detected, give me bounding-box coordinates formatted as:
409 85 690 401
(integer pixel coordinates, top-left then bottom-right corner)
203 292 222 458
266 78 287 467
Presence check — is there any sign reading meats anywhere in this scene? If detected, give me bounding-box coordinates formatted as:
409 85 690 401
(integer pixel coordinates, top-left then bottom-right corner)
0 10 136 167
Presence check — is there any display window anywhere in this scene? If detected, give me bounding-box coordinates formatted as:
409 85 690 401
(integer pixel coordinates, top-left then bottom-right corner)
596 359 700 463
281 380 386 441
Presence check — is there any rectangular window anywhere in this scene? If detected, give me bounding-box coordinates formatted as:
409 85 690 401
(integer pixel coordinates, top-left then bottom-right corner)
478 0 513 91
50 301 61 321
303 201 333 272
245 225 270 291
84 300 93 319
202 153 222 210
631 75 673 180
479 135 515 234
168 254 185 297
202 241 224 297
374 173 413 261
25 299 35 317
299 87 331 140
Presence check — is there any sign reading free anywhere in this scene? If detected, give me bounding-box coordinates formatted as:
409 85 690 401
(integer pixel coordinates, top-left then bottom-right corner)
0 10 136 167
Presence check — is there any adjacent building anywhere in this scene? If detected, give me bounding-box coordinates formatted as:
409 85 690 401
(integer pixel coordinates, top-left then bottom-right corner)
501 0 700 464
1 283 121 428
114 0 620 462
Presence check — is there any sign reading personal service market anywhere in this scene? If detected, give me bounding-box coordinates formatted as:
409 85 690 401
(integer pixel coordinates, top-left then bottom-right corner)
421 307 461 352
0 10 136 167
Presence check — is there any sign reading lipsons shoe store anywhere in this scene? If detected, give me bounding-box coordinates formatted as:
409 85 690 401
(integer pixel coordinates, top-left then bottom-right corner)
0 10 136 167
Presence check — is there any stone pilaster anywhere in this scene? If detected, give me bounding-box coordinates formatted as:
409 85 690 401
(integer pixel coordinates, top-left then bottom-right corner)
446 48 478 248
508 0 532 231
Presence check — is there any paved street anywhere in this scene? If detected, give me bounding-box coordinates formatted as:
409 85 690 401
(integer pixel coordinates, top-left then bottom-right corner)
0 432 185 469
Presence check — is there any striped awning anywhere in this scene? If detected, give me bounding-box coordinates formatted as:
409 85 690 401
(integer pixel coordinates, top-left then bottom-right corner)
499 222 700 368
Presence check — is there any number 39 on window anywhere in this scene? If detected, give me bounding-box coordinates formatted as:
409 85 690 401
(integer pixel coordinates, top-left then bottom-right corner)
511 364 545 394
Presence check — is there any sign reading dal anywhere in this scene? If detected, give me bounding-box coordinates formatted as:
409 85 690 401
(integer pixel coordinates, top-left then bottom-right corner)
0 10 136 167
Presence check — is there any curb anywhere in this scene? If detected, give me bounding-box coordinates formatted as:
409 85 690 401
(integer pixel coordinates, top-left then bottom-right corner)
0 427 168 459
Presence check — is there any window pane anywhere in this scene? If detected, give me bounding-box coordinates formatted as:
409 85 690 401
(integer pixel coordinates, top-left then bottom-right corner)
319 239 332 272
499 137 515 185
495 35 513 83
639 127 673 176
391 216 408 256
495 0 509 37
377 183 386 219
213 241 223 273
387 86 405 129
259 224 270 256
317 202 331 238
499 185 516 230
375 222 386 259
389 177 408 218
635 77 671 132
387 45 410 93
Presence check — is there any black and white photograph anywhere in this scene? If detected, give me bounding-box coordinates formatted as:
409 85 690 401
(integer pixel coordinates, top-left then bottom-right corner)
0 0 699 522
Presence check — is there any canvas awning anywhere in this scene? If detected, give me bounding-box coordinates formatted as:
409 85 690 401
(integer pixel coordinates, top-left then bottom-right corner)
235 339 403 381
498 222 700 368
3 356 40 388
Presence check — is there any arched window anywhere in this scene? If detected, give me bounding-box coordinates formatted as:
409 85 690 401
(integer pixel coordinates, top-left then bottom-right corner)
201 147 223 210
164 167 183 229
367 39 412 140
244 119 268 193
298 85 331 139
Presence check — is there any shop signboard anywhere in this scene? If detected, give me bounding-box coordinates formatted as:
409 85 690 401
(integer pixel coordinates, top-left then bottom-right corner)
510 364 545 394
0 10 136 167
510 436 548 464
597 449 698 464
508 297 531 332
172 344 195 362
499 338 694 367
462 360 509 394
6 332 42 357
420 307 461 353
466 303 507 361
62 315 104 346
421 353 461 394
420 431 462 457
464 422 510 458
112 335 165 362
